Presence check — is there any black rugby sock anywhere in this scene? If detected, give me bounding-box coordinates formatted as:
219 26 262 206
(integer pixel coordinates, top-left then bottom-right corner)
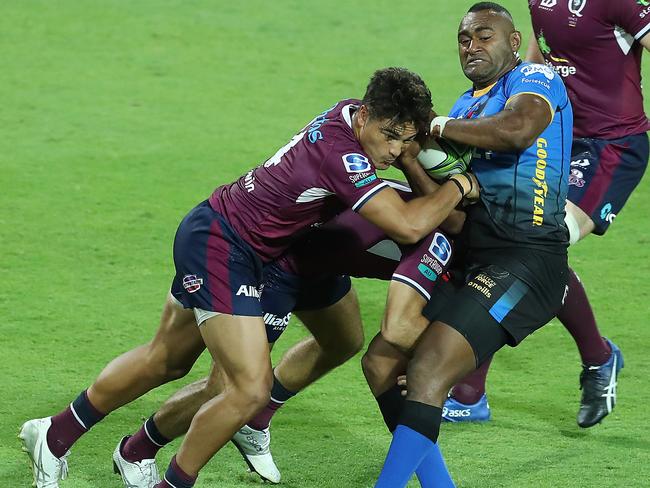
376 384 405 432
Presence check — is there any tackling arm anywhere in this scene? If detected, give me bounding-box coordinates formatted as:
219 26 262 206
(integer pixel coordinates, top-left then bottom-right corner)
357 175 475 244
432 93 552 152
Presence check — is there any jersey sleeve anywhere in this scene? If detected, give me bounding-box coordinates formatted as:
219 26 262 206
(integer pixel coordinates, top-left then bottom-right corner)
504 63 568 120
319 146 389 212
447 89 473 118
610 0 650 41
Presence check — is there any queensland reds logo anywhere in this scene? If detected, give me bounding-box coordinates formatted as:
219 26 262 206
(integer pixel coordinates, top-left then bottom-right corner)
183 274 203 293
568 0 587 17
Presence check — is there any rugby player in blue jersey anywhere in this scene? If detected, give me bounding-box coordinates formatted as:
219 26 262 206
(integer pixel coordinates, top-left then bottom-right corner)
446 0 650 428
375 3 573 486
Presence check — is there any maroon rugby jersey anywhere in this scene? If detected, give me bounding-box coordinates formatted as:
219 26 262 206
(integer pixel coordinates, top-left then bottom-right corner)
209 99 388 262
278 181 414 280
529 0 650 139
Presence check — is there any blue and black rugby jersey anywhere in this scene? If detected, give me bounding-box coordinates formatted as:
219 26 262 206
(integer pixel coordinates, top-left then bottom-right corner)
449 62 573 254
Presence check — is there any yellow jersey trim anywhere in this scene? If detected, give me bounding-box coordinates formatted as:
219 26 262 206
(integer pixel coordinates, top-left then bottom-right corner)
505 92 555 122
472 82 497 98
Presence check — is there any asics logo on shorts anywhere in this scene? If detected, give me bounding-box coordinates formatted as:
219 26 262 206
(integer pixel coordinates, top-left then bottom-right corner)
182 274 203 293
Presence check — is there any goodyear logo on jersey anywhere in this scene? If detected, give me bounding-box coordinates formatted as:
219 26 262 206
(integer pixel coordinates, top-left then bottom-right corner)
532 138 549 226
342 153 371 173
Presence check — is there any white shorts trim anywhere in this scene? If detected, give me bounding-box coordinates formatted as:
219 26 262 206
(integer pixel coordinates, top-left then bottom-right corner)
194 307 221 326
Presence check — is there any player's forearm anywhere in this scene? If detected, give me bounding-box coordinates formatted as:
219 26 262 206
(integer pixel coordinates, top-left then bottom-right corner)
440 113 536 152
400 181 464 242
401 157 440 196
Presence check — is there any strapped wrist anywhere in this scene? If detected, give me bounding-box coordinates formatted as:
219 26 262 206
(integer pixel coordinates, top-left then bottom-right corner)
430 116 452 137
448 173 472 198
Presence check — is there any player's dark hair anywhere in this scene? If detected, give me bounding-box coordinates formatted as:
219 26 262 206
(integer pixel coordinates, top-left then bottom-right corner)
361 67 432 134
467 2 513 22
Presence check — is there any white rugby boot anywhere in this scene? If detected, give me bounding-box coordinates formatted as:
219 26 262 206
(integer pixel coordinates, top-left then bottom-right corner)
19 417 69 488
231 424 281 484
112 436 161 488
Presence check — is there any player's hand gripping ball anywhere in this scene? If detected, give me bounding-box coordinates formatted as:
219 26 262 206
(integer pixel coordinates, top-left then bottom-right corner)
417 138 473 180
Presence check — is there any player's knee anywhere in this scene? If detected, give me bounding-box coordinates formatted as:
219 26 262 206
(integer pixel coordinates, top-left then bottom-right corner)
381 309 426 353
361 348 382 384
232 377 272 413
144 343 194 382
407 357 454 404
380 324 412 353
329 329 364 363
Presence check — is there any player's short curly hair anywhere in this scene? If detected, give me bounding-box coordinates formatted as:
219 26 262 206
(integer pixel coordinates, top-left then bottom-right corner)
362 67 432 134
468 2 513 21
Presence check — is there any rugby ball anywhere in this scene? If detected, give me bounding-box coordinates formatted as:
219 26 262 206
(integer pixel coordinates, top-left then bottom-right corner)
417 138 473 180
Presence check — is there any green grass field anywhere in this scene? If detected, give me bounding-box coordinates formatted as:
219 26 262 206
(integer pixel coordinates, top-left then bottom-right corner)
2 1 650 486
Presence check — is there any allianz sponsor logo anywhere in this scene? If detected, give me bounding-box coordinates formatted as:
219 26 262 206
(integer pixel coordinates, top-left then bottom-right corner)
236 285 261 298
264 312 292 330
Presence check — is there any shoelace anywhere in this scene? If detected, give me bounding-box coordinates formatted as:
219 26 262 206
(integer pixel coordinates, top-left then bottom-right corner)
35 448 69 486
579 365 606 398
245 430 270 452
121 459 160 488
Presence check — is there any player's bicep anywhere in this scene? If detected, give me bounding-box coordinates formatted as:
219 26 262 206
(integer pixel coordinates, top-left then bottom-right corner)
357 188 414 244
504 93 553 142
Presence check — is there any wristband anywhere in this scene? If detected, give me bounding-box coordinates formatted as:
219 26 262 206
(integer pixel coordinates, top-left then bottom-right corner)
448 173 473 198
430 116 452 138
448 177 466 198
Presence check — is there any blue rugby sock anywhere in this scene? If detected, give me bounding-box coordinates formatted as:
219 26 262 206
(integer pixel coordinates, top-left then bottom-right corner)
415 444 455 488
375 400 447 488
375 425 434 487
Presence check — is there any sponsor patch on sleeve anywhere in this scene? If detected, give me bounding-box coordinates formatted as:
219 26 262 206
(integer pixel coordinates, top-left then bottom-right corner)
342 153 371 173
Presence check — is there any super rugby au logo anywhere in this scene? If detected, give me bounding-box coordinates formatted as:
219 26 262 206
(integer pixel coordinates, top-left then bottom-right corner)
183 274 203 293
342 153 371 173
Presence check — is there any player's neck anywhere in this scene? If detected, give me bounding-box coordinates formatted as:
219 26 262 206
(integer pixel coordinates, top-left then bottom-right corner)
474 57 521 90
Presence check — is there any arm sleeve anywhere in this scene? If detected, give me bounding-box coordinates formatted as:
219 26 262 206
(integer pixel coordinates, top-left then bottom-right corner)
504 64 568 119
319 147 389 212
610 0 650 40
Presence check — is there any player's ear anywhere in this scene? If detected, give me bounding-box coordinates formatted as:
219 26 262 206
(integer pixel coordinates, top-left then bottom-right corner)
511 30 522 54
357 104 370 129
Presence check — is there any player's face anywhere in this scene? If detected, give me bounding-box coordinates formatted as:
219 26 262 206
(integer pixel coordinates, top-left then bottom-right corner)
355 106 418 170
457 11 521 88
